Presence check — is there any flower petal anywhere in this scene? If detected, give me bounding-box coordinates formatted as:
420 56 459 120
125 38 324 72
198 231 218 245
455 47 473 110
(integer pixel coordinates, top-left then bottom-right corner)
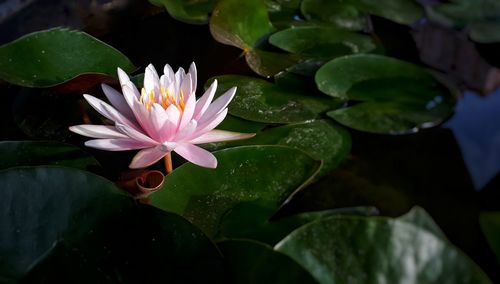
189 130 256 144
164 64 175 82
191 108 228 139
69 125 128 139
174 120 197 142
129 146 167 169
194 79 217 120
117 67 131 86
83 94 138 130
179 91 196 129
151 103 169 141
144 64 160 94
85 138 150 151
188 62 197 93
101 84 134 120
198 87 236 124
115 123 158 145
162 104 181 140
174 143 217 169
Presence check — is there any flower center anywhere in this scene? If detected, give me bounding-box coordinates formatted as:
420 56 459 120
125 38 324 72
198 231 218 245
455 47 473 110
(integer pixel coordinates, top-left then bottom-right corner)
140 87 185 112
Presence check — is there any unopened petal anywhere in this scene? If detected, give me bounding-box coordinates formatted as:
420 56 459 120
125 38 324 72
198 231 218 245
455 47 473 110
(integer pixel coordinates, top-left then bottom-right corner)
189 130 255 144
69 125 128 139
129 146 168 169
174 143 217 169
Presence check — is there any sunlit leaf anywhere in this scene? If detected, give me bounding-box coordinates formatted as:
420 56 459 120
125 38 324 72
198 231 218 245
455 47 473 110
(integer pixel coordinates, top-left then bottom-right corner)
0 28 135 88
149 0 217 24
150 146 321 236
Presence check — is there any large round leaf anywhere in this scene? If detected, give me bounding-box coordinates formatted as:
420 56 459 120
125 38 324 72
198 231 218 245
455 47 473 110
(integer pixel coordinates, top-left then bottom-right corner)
149 0 217 24
0 141 99 171
210 0 274 49
315 54 434 100
150 146 321 236
0 167 134 281
269 26 375 58
0 28 135 88
218 239 318 283
209 75 337 123
275 215 491 284
205 120 351 177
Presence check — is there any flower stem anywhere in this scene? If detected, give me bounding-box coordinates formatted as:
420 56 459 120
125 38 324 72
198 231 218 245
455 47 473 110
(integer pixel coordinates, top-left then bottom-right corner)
164 153 173 174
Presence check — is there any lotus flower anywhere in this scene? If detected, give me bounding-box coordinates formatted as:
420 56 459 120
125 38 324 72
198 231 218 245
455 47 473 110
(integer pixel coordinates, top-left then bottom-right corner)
70 62 254 169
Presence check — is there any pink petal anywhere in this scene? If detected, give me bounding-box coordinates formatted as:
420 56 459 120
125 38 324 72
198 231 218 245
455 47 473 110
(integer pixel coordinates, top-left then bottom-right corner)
191 108 228 139
179 92 196 129
162 104 181 140
85 138 151 151
194 79 217 120
164 64 175 82
144 64 160 94
117 67 131 86
129 146 168 169
188 62 197 92
198 87 236 125
174 67 186 96
189 130 255 144
101 84 134 120
151 103 169 141
174 143 217 168
83 94 138 130
122 86 160 141
174 120 197 142
115 123 158 145
69 125 127 139
180 73 192 103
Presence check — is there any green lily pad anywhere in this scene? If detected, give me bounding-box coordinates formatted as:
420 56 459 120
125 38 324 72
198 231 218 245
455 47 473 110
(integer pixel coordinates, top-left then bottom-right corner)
398 206 446 239
218 239 318 283
208 75 337 123
149 0 217 24
0 167 224 282
300 0 423 30
265 0 303 29
275 215 491 284
0 28 135 88
0 141 100 171
210 0 274 49
315 54 434 100
480 212 500 266
219 204 377 245
0 167 133 281
150 145 321 236
205 120 351 177
269 26 375 58
245 48 300 77
469 21 500 43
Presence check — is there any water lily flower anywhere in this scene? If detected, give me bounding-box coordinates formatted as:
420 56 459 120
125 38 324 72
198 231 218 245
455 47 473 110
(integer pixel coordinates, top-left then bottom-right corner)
70 62 254 169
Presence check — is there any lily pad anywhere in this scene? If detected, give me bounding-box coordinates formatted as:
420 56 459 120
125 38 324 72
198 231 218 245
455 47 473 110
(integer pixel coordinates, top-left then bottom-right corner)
300 0 423 30
269 26 375 58
150 145 321 236
0 141 100 171
218 239 318 283
398 206 446 239
205 120 351 177
0 28 135 88
275 215 491 284
149 0 217 24
210 0 274 49
219 204 377 245
315 54 434 100
208 75 337 123
245 48 300 77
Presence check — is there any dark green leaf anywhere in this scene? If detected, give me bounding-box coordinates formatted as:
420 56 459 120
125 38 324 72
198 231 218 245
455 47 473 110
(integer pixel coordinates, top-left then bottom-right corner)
269 26 375 58
206 120 351 177
210 0 274 49
209 75 337 123
0 28 135 87
149 0 217 24
216 115 267 133
218 239 318 283
150 145 321 236
0 141 100 171
245 48 300 77
276 215 491 284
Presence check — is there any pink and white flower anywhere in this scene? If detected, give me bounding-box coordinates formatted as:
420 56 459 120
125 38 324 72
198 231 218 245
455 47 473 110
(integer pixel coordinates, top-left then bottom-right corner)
70 62 254 169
